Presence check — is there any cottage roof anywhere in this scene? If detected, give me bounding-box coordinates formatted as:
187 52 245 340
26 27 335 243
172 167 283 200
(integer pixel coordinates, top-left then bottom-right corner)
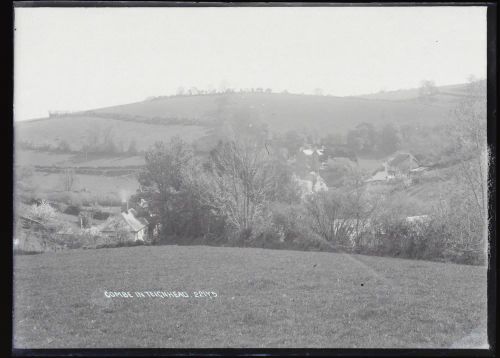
388 152 418 168
99 209 148 233
121 210 148 232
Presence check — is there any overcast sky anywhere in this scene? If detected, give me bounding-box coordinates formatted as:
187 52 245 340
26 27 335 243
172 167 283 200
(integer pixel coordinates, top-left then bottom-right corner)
14 6 487 121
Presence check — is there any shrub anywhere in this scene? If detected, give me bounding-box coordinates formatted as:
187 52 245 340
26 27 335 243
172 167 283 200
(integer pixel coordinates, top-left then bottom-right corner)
64 205 81 216
92 210 111 221
304 189 374 249
246 202 333 252
29 200 56 222
364 194 485 265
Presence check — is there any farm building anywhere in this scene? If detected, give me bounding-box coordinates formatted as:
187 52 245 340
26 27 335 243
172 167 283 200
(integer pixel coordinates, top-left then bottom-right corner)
98 208 148 242
367 152 423 183
386 152 420 177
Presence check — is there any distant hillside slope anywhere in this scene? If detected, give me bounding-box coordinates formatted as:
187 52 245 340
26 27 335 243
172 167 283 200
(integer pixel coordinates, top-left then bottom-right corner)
15 115 208 152
92 92 454 133
356 83 475 101
15 84 467 152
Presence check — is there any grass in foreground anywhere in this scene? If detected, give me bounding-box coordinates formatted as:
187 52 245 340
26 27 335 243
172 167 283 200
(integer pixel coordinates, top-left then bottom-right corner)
13 245 487 348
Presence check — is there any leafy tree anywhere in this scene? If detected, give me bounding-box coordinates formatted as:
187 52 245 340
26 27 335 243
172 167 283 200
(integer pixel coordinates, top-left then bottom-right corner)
418 80 439 103
346 123 377 155
282 130 304 158
321 133 344 148
377 123 400 155
138 138 194 241
346 129 364 153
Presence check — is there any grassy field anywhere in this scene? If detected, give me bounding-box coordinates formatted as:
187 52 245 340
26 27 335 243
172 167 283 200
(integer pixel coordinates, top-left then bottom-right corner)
16 87 461 153
15 116 208 152
94 92 454 134
24 171 138 197
15 150 146 168
13 245 487 348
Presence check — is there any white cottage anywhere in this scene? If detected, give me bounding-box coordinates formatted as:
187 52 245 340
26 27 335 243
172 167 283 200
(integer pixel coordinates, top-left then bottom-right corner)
99 208 148 242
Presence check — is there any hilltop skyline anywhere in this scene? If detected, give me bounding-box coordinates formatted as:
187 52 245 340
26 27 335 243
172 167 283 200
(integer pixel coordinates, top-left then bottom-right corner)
14 6 487 121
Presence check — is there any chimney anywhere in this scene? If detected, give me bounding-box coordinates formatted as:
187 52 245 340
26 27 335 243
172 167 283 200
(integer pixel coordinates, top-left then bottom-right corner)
121 200 129 213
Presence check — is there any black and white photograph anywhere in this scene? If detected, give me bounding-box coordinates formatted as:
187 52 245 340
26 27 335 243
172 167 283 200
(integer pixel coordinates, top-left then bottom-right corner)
12 4 493 350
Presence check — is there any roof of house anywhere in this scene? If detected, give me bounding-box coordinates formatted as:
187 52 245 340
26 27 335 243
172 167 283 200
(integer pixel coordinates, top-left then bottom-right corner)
300 146 325 156
98 209 148 233
122 209 148 232
388 152 418 168
19 215 44 226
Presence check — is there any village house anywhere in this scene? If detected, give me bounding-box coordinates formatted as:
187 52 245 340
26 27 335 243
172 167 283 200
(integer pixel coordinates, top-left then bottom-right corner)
296 145 325 172
367 152 427 183
386 152 420 178
293 171 328 199
287 145 329 199
98 208 149 242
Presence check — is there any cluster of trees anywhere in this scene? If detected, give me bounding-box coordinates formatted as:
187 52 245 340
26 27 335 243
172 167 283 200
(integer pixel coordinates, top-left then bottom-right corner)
418 80 440 103
134 129 301 245
128 80 487 265
346 122 401 156
133 132 486 265
146 87 276 99
270 123 399 161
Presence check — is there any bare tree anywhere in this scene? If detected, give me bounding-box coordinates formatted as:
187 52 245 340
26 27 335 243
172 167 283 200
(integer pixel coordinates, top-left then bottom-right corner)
450 79 487 222
429 78 489 258
305 169 375 250
195 137 298 238
205 140 268 233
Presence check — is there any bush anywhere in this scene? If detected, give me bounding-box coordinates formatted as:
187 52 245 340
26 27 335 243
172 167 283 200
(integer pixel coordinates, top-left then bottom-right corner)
364 199 485 265
29 200 56 222
92 210 111 220
234 203 333 252
64 205 81 216
303 189 374 249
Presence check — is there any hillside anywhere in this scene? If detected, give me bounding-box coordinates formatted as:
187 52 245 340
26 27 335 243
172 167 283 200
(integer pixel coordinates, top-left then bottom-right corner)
355 83 476 101
14 84 466 153
14 245 487 348
15 115 208 152
91 92 453 133
13 84 472 211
